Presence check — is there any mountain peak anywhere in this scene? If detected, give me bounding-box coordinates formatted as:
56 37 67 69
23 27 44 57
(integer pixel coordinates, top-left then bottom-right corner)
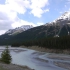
45 11 70 27
53 11 70 22
58 11 70 20
5 25 33 35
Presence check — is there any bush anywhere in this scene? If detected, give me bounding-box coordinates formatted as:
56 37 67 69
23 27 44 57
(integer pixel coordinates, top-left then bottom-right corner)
1 46 12 64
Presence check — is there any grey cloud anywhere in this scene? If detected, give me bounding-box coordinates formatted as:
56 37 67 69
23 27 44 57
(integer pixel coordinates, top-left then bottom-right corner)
0 12 9 20
0 11 16 30
0 20 13 30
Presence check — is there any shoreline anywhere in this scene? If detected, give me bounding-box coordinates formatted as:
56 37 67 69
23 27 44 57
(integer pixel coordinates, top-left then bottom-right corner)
0 62 34 70
21 46 70 70
47 53 70 70
54 61 70 70
32 51 70 70
0 47 34 70
21 46 70 54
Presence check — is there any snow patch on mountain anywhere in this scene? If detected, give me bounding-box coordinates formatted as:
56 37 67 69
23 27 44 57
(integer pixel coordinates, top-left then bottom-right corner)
53 11 70 23
45 11 70 26
5 25 33 35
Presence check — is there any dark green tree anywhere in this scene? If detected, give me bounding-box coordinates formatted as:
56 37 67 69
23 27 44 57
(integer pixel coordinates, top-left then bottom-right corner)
1 46 12 64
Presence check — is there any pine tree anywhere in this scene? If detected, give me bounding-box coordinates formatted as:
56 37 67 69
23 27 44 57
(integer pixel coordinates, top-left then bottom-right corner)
1 46 12 64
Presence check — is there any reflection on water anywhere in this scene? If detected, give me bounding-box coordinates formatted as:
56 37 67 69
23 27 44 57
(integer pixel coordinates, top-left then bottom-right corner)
0 46 67 70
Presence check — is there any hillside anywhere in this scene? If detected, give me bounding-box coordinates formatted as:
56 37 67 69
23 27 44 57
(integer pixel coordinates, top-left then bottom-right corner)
0 11 70 45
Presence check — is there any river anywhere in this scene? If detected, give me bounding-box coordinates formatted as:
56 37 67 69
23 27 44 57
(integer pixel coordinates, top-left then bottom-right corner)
0 46 69 70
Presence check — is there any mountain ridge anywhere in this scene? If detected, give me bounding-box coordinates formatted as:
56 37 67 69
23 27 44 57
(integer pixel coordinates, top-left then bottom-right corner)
0 11 70 45
5 25 33 35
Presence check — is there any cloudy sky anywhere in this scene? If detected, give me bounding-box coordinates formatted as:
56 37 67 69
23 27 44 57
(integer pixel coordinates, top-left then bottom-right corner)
0 0 70 35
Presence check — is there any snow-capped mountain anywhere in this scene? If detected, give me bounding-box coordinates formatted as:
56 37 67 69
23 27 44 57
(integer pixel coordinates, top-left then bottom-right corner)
44 11 70 37
53 11 70 23
45 11 70 26
5 25 33 35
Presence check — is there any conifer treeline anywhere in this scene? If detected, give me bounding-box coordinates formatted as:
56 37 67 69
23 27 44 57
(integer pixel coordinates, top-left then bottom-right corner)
12 36 70 49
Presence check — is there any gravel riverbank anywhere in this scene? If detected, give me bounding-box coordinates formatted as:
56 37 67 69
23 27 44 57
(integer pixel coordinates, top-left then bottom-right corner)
0 63 34 70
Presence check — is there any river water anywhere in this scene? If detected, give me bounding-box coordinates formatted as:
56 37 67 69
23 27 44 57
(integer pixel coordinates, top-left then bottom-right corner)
0 46 68 70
